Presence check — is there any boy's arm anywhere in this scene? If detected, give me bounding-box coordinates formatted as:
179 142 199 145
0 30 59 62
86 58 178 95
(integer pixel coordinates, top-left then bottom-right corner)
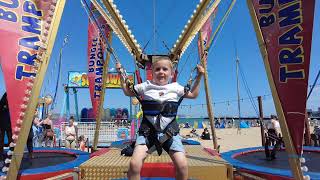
184 65 204 99
119 75 136 96
116 63 135 97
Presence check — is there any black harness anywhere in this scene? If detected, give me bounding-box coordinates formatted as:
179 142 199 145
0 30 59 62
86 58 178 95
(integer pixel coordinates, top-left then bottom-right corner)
133 87 185 156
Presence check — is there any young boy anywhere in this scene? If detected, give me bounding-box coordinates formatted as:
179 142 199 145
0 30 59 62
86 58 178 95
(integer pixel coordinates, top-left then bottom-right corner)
116 56 204 180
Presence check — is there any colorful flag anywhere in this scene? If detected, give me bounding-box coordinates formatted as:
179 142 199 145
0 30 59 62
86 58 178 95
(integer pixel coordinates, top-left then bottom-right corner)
197 10 215 63
87 4 111 118
248 0 315 154
0 0 56 140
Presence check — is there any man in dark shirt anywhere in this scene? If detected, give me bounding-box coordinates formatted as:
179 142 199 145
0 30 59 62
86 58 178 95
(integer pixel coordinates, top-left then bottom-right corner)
0 93 13 160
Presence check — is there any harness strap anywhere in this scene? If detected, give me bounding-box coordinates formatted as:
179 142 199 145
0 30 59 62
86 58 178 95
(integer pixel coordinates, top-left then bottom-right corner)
139 118 179 155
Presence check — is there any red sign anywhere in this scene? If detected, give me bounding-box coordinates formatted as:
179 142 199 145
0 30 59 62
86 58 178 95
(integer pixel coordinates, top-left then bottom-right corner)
249 0 315 154
0 1 55 137
87 4 111 118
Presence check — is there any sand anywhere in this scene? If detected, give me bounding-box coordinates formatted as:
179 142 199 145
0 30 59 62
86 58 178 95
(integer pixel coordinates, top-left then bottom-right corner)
180 127 264 153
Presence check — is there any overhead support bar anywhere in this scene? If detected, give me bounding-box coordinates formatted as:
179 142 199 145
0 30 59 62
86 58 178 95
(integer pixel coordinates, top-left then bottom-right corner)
170 0 222 62
92 0 223 66
99 0 143 63
90 0 131 53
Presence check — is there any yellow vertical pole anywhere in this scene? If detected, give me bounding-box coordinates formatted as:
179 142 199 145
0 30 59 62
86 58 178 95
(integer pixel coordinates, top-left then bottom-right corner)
199 33 218 150
93 33 113 151
7 0 66 179
247 1 303 179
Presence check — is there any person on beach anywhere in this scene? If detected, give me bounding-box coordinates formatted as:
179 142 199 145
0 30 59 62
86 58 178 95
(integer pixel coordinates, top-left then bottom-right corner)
78 135 86 151
201 128 211 140
0 93 12 165
27 110 42 159
65 116 77 149
116 55 204 180
42 113 54 147
266 115 281 146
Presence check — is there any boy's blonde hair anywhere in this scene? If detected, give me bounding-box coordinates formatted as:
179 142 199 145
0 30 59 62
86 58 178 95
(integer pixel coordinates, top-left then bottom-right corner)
151 55 173 69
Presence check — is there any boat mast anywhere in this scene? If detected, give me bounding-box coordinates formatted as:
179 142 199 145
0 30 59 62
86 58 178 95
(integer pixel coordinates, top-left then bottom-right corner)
235 44 241 133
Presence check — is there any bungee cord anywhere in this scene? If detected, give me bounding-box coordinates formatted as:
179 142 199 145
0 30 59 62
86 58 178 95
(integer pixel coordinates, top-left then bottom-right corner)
238 63 260 117
81 0 132 86
307 69 320 100
51 35 69 111
81 0 120 65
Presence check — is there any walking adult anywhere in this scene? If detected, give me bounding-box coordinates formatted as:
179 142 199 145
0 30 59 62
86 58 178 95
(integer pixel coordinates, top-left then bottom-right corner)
0 93 12 160
42 112 54 147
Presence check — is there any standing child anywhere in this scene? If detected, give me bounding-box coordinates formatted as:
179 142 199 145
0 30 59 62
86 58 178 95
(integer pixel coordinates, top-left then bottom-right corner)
116 56 204 180
78 135 86 151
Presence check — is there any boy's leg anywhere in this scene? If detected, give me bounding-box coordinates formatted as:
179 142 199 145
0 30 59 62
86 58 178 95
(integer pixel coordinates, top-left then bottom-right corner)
127 144 148 180
166 135 188 180
169 151 188 180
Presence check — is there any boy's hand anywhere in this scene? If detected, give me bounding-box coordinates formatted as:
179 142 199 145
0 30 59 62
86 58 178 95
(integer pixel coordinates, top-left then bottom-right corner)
197 64 205 75
116 62 122 73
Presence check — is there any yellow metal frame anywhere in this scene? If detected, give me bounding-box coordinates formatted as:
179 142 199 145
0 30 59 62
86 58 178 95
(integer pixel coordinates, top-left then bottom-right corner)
93 33 113 150
90 0 225 63
90 0 132 57
7 0 67 179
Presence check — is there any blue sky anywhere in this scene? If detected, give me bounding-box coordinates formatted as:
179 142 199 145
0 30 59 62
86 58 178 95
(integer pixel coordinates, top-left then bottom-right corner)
0 0 319 118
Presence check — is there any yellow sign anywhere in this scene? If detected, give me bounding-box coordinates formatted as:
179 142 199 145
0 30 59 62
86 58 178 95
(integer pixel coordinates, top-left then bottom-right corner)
68 72 134 88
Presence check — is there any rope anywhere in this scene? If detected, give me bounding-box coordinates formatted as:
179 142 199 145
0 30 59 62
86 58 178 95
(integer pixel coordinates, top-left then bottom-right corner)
51 36 68 110
206 0 236 53
177 42 198 80
82 0 138 86
307 69 320 100
153 0 156 53
80 0 120 64
179 94 272 107
239 63 260 117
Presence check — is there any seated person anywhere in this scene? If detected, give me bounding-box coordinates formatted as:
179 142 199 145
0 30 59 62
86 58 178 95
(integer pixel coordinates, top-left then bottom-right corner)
201 128 211 140
78 135 86 151
190 128 196 134
189 128 200 138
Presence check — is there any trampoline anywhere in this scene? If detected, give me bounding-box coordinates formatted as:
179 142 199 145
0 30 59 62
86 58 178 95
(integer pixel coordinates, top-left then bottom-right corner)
1 147 89 180
222 146 320 180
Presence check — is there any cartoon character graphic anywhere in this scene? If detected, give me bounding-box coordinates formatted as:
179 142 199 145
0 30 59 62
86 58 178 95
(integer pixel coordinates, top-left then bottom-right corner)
81 73 89 87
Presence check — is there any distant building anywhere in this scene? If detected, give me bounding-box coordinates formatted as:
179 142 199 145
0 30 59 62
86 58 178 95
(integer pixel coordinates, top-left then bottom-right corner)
307 108 320 119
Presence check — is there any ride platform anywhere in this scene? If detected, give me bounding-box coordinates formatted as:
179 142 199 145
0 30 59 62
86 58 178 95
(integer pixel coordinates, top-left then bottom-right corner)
79 143 233 180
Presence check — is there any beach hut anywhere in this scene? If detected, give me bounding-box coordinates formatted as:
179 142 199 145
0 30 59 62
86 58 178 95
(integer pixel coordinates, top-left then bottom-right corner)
240 121 249 128
198 121 204 128
193 121 198 129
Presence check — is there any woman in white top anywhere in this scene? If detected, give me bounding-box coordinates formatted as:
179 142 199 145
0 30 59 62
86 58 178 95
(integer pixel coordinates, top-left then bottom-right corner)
65 117 77 149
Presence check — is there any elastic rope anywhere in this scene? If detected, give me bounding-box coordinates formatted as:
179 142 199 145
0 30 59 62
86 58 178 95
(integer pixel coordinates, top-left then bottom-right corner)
81 0 120 64
307 69 320 100
207 0 236 53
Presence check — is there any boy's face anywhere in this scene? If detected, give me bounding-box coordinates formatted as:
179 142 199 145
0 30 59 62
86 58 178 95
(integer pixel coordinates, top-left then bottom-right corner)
152 59 173 86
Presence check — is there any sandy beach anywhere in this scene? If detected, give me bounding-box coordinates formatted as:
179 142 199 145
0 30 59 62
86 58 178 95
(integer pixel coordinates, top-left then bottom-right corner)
180 127 264 152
